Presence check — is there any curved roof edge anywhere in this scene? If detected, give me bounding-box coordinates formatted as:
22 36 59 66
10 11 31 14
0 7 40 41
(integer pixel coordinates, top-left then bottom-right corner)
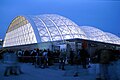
24 15 41 43
80 26 120 45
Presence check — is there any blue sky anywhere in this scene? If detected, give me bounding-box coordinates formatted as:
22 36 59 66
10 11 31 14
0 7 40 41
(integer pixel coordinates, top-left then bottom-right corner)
0 0 120 39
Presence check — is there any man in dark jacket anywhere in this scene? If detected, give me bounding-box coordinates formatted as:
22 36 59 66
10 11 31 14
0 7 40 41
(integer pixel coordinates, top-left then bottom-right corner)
80 47 89 69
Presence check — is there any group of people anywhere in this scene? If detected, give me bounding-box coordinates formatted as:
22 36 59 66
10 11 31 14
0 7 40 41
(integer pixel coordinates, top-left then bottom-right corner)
3 47 90 75
2 46 120 79
69 48 90 68
17 49 54 68
58 47 90 70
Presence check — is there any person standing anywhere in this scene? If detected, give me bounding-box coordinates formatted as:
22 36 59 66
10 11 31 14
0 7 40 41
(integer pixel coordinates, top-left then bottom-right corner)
4 50 23 76
42 49 48 68
80 46 89 69
17 49 23 62
96 47 112 80
31 49 37 65
59 49 66 70
70 49 74 65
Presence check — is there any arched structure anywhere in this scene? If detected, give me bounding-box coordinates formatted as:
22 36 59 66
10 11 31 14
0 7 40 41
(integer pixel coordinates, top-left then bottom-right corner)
3 16 37 47
80 26 120 45
3 14 87 47
3 14 120 47
80 26 111 43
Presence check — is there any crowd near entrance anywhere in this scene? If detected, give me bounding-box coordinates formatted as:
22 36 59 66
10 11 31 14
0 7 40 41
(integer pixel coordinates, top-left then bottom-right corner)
0 39 120 80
